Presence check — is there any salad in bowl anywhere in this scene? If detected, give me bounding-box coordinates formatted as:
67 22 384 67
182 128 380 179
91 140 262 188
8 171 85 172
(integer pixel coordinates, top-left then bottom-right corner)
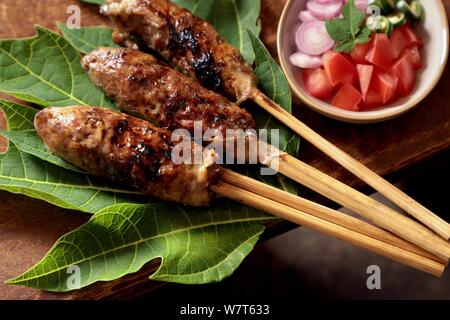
278 0 449 123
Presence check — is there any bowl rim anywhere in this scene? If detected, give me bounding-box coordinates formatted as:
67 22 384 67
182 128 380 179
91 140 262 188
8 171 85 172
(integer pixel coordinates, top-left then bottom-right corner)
277 0 450 123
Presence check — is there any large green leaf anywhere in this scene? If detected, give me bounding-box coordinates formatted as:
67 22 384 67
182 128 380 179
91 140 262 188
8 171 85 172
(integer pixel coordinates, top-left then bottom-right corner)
8 203 275 291
58 23 119 54
0 145 148 213
210 0 261 64
0 99 147 213
0 129 84 173
248 31 292 113
0 26 117 110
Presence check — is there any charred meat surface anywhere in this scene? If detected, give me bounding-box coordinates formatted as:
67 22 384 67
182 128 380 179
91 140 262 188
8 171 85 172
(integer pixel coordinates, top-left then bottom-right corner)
34 106 221 206
101 0 257 103
82 48 256 135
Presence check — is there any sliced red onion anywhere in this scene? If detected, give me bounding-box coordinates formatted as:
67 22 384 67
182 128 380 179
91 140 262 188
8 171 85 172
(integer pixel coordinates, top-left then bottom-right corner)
299 10 318 22
355 0 368 11
295 20 335 56
290 52 323 69
307 0 344 20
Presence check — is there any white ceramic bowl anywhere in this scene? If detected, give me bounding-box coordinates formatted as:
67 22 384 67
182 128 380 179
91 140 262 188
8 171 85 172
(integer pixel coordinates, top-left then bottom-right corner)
277 0 449 123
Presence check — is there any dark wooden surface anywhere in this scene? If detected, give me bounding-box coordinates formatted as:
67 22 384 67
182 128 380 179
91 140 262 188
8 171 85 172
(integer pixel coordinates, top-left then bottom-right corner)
0 0 449 300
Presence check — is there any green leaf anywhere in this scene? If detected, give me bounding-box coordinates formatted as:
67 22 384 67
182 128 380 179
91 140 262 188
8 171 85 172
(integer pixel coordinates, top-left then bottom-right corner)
58 23 119 54
334 41 356 53
355 26 372 44
0 100 81 171
0 129 84 173
8 203 276 291
0 145 148 213
80 0 105 4
208 0 261 63
325 0 372 53
343 0 365 38
0 99 36 131
171 0 215 20
0 26 147 211
0 99 147 213
248 30 291 113
325 19 348 43
0 26 117 110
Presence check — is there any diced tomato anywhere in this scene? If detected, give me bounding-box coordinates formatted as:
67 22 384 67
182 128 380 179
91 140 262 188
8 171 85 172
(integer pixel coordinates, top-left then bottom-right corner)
331 83 362 111
391 55 416 96
390 28 407 59
400 46 422 70
323 51 357 87
305 25 422 108
356 64 374 101
363 85 384 109
302 68 333 99
372 70 398 104
399 24 423 48
343 53 356 66
351 41 373 64
336 71 359 90
365 34 394 69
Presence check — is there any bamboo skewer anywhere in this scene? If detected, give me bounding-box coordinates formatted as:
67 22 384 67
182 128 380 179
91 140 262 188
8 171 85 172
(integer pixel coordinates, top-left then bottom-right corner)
252 139 450 261
222 169 446 264
252 90 450 240
211 181 445 277
276 155 450 261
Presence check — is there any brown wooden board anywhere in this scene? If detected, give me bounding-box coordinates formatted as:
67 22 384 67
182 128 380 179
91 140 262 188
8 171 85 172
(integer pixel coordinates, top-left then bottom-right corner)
0 0 449 299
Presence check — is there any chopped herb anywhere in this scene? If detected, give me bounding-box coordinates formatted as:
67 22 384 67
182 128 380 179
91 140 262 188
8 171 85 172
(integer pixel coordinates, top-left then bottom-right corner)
325 0 372 53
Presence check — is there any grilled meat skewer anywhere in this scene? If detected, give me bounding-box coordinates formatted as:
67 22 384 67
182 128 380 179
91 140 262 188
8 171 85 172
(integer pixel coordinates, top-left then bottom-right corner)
81 47 255 136
82 48 277 167
101 0 256 103
101 0 450 240
82 48 450 261
34 106 221 206
32 107 447 275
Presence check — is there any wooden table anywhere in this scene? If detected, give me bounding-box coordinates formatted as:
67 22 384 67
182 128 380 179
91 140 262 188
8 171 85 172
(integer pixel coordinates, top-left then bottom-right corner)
0 0 449 300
